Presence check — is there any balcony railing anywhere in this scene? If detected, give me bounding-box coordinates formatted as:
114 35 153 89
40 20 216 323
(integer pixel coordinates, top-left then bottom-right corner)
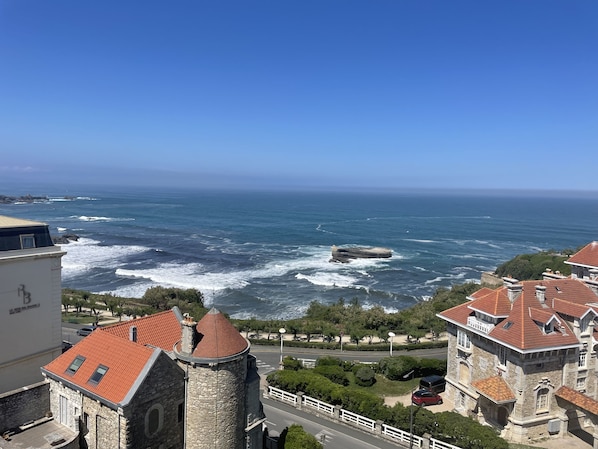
467 316 495 334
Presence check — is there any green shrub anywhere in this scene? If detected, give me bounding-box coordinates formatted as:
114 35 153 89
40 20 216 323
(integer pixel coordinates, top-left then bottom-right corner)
280 424 323 449
313 365 349 386
354 366 376 387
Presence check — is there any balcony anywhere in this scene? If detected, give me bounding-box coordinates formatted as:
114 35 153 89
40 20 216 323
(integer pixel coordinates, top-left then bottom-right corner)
467 316 495 334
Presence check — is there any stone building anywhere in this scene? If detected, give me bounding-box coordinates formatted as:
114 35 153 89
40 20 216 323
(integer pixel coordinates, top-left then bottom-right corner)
439 273 598 446
42 307 265 449
0 215 65 393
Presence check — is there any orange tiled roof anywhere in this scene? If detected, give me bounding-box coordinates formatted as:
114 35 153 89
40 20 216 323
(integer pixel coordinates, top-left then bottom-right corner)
555 386 598 415
101 309 182 352
566 242 598 269
472 375 516 403
439 279 595 351
468 289 512 317
192 308 248 359
42 331 157 406
551 297 596 319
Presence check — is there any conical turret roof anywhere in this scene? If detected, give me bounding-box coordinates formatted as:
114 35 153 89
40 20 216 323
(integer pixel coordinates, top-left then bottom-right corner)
191 308 249 359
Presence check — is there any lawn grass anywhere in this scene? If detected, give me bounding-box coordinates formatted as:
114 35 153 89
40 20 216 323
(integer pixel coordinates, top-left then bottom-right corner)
347 372 419 397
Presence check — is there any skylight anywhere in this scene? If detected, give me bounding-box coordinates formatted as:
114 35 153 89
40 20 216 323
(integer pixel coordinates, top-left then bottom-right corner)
503 321 514 330
66 356 85 375
88 365 108 384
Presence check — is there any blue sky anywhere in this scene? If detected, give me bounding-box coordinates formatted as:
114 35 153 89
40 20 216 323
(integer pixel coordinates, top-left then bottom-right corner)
1 1 596 192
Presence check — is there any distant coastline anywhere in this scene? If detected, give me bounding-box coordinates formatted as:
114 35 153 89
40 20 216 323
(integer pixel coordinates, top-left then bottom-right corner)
0 194 75 204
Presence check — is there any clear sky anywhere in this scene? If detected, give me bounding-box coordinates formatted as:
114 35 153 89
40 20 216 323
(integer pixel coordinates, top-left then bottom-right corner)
1 1 596 192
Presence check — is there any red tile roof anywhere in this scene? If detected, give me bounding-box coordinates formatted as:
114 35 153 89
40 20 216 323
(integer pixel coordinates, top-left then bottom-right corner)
468 289 512 317
42 331 157 406
439 278 596 351
566 242 598 269
192 308 249 359
555 386 598 415
472 376 516 403
101 309 182 352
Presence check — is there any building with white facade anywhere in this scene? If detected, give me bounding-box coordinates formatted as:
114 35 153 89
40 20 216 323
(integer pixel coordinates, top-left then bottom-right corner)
0 215 65 393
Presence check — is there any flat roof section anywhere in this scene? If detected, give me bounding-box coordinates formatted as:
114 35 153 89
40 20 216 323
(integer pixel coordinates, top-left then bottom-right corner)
0 215 47 228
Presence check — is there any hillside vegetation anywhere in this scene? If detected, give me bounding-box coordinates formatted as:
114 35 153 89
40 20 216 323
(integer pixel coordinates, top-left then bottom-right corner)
494 248 577 280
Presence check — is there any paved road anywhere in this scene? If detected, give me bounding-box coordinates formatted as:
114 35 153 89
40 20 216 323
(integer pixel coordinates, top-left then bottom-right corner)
251 344 447 378
263 397 403 449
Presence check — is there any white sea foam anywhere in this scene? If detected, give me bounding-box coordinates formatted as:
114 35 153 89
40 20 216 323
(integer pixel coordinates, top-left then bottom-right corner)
403 239 438 244
424 272 467 285
295 272 357 288
71 215 135 222
104 244 392 298
61 238 151 278
57 227 67 232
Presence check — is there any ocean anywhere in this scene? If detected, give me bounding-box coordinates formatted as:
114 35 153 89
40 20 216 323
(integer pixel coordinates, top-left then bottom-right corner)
1 186 597 319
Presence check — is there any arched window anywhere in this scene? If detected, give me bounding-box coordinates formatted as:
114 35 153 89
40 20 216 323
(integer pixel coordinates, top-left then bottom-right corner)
536 388 549 413
145 404 164 438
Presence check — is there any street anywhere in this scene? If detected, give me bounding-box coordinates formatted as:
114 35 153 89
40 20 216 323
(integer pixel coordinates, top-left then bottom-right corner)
263 397 403 449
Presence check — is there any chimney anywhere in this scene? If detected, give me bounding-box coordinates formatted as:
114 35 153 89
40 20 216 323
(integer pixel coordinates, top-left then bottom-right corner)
502 277 519 287
507 284 523 303
535 285 547 304
181 314 198 355
129 326 137 342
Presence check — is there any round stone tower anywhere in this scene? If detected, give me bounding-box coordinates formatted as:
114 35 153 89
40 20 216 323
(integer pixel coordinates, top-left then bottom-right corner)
174 309 250 449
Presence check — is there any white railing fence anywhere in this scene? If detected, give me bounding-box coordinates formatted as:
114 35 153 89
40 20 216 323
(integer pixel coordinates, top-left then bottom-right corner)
266 386 463 449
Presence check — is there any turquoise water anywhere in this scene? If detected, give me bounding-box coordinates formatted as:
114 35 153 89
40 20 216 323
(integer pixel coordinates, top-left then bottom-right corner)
2 187 597 319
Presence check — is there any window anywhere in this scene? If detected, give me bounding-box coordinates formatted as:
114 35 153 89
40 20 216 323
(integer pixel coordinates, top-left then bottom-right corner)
536 388 549 412
88 365 108 384
577 377 586 390
498 346 507 367
20 234 35 249
178 403 184 423
458 392 466 409
66 356 85 375
457 329 471 350
59 395 69 425
145 404 164 437
579 352 587 369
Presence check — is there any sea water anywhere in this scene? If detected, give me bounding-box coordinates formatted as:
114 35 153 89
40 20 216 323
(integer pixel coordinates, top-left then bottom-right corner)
1 186 597 319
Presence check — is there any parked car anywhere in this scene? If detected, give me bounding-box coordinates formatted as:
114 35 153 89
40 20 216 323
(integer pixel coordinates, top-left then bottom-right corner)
412 389 443 406
419 374 446 393
77 327 95 337
62 341 73 352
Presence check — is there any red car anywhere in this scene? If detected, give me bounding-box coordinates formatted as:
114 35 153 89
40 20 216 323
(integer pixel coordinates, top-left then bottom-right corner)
411 389 443 406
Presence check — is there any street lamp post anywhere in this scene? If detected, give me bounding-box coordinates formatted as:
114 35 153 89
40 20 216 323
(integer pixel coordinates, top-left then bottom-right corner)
388 331 395 356
403 369 415 449
279 327 286 368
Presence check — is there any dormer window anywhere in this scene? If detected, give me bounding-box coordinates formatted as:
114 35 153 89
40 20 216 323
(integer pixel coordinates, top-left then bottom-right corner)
544 323 553 334
20 234 35 249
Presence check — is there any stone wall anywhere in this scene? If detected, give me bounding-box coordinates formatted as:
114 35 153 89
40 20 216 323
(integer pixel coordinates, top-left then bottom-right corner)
183 354 248 449
0 381 49 432
123 352 185 449
480 271 503 287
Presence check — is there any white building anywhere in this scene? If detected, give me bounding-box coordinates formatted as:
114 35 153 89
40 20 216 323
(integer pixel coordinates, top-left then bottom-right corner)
0 215 65 393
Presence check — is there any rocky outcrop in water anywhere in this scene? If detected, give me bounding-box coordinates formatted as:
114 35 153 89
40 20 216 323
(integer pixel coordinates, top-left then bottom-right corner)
330 245 392 263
